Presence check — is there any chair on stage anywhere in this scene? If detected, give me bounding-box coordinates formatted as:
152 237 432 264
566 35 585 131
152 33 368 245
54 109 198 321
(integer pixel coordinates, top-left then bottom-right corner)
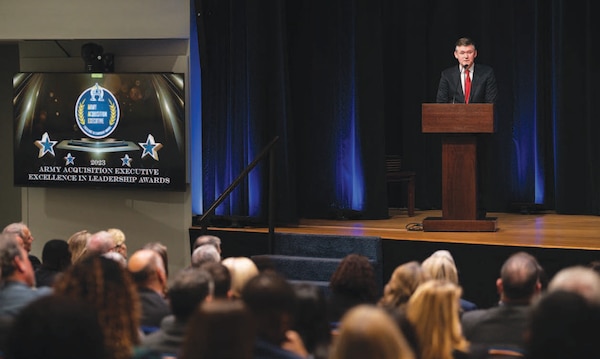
385 155 415 217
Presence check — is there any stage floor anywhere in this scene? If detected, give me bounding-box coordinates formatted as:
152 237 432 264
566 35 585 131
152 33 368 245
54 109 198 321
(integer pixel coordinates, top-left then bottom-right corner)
209 209 600 251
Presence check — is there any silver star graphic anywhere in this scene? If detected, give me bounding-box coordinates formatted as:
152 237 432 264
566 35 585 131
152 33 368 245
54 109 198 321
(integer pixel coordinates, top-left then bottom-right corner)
121 154 133 167
138 134 163 161
64 153 76 165
34 132 58 158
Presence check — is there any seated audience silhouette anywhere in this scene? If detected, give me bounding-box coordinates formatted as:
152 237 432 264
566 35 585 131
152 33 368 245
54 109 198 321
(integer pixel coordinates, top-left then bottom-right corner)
421 249 477 312
460 251 542 353
5 295 106 359
34 239 70 287
407 280 483 359
0 234 52 318
291 283 332 359
328 253 379 324
547 265 600 305
191 243 221 267
379 260 428 312
54 255 141 359
242 271 307 359
526 290 600 359
141 267 213 356
329 304 415 359
127 249 171 332
200 261 232 299
222 256 259 299
66 229 90 264
179 300 256 359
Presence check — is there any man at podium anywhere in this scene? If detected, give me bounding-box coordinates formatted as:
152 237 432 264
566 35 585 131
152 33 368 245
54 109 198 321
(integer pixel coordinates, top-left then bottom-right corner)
436 37 498 104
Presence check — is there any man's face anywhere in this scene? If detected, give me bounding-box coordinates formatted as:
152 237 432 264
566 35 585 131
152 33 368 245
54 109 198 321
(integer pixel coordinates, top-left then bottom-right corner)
19 228 34 253
454 45 478 68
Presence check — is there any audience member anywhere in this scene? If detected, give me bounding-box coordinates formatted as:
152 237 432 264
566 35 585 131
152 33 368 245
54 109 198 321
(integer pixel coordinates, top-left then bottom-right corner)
460 251 541 353
526 290 600 359
193 234 222 254
66 229 90 264
143 242 170 277
141 267 214 356
127 249 170 331
379 261 428 311
422 249 477 312
291 283 331 359
242 271 306 359
53 255 140 359
328 254 379 324
107 227 128 259
191 243 221 267
547 265 600 305
0 234 52 318
407 280 477 359
85 230 116 257
199 261 232 299
179 300 255 359
222 256 259 299
34 239 70 287
102 251 127 267
5 295 106 359
2 222 41 270
330 304 415 359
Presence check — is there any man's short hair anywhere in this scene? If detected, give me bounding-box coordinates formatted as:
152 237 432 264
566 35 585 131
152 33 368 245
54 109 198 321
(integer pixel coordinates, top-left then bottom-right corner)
500 252 540 300
0 234 25 279
199 261 231 298
455 37 476 49
191 244 221 267
193 235 221 251
169 268 214 320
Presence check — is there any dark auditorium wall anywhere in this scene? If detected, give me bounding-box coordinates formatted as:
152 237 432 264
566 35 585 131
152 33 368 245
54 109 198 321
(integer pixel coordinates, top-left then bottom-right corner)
0 44 21 223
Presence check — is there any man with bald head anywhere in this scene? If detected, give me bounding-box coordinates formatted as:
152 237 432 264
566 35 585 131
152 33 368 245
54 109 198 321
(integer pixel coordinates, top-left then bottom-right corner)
128 248 170 331
461 251 542 352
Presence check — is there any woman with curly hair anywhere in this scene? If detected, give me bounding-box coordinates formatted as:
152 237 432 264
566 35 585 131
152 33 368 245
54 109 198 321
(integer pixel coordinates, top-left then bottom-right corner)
328 254 379 325
53 255 141 359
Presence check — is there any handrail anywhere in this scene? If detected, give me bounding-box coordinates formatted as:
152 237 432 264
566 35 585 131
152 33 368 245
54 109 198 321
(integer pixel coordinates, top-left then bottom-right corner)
195 136 279 252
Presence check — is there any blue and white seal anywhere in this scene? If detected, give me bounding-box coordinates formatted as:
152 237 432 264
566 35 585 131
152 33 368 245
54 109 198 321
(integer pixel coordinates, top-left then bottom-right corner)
75 83 120 139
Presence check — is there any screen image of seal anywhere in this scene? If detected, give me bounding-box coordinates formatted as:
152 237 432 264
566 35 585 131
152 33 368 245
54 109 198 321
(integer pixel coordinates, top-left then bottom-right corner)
13 72 186 191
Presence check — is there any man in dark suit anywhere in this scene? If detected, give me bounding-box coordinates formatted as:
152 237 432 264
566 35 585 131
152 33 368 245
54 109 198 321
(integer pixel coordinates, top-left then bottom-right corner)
436 37 498 218
436 37 498 104
461 252 542 353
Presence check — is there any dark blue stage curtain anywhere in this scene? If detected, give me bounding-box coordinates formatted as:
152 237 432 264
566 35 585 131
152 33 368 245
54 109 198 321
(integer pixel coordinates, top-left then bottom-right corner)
192 0 600 220
192 0 388 222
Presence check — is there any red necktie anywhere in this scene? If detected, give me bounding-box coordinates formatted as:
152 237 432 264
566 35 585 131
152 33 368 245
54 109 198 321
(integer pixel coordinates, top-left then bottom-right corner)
464 69 471 104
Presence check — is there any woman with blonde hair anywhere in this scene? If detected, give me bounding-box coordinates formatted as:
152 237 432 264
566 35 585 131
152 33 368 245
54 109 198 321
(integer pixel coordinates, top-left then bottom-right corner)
54 255 141 359
221 256 259 298
406 280 473 359
66 229 90 264
379 261 428 311
330 304 415 359
421 250 477 312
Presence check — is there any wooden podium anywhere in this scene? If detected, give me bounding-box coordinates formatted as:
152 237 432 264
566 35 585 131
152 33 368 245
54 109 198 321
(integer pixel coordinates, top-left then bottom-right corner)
421 103 498 232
